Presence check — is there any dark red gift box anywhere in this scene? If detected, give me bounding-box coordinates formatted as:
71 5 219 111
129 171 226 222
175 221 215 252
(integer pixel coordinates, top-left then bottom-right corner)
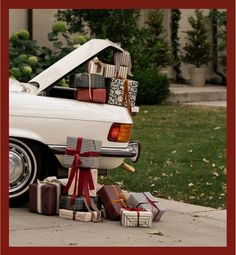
97 185 127 220
29 183 59 215
77 88 106 103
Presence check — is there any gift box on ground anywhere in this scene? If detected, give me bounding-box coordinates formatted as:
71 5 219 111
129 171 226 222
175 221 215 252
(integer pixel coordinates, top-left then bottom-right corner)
64 137 102 169
103 64 128 79
77 88 106 103
60 195 102 211
29 177 61 215
97 185 127 220
59 209 96 222
126 192 166 222
107 78 138 108
65 168 98 197
73 73 106 88
88 59 105 76
113 51 132 76
121 208 153 227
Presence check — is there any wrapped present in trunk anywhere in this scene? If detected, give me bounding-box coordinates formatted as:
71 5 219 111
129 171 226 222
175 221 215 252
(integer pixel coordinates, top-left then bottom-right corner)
121 208 153 227
103 64 128 79
97 185 127 220
107 78 138 109
77 88 106 103
87 59 105 76
29 177 61 215
64 137 101 169
126 192 166 222
113 51 132 76
60 195 102 211
73 73 106 89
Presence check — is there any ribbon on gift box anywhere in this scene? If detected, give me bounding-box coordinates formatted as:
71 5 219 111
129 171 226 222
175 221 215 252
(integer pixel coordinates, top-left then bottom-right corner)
63 137 100 206
122 207 146 227
37 176 61 214
111 185 128 208
137 193 160 222
88 58 106 75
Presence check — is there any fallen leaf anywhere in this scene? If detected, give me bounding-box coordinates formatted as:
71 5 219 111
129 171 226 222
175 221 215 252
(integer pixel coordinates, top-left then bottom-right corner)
188 183 194 187
148 231 164 236
203 158 210 163
212 172 219 177
171 150 176 154
212 163 216 168
150 184 155 187
214 126 220 130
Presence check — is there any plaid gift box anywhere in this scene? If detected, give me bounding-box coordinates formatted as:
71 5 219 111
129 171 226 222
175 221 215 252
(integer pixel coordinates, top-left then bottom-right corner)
73 73 106 89
59 195 102 211
107 78 138 108
126 192 166 222
121 208 153 227
103 64 128 79
64 137 102 169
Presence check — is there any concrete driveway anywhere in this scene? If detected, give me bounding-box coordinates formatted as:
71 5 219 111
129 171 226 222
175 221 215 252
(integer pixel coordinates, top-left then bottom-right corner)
9 198 226 247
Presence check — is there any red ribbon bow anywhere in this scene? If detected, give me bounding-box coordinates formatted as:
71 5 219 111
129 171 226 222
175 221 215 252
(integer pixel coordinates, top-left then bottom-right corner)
63 138 100 207
143 193 160 222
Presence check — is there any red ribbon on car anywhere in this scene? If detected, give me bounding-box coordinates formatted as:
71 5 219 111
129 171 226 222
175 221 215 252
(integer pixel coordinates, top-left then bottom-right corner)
63 137 100 207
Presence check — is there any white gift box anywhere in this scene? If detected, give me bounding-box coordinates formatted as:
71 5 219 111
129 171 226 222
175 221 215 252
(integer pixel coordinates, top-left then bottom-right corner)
104 64 128 79
121 208 153 227
67 168 98 197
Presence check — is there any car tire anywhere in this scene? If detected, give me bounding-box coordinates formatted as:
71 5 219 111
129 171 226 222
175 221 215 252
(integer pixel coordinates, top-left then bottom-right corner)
9 138 44 202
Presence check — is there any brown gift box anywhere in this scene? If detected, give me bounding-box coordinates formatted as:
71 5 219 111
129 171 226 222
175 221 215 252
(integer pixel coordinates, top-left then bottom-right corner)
29 183 59 215
97 185 127 220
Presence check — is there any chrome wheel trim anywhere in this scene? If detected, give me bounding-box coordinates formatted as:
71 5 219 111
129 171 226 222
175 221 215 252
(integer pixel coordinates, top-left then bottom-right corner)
9 139 37 198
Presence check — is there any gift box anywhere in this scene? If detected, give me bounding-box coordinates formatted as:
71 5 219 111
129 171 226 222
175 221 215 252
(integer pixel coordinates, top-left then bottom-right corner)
97 185 127 220
103 64 128 79
121 208 153 227
59 209 93 222
73 73 106 89
77 88 106 103
107 78 138 108
126 192 166 222
64 137 102 169
29 177 61 215
65 168 98 197
60 195 102 211
113 51 132 76
88 59 105 76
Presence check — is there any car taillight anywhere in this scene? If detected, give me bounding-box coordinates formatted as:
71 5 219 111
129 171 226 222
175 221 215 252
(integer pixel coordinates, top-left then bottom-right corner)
108 123 132 142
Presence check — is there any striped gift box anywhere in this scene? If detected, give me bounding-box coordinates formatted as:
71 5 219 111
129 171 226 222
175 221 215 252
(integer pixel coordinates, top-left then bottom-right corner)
113 51 132 76
103 64 128 79
67 168 98 197
121 208 152 227
126 192 166 222
73 73 106 89
59 209 93 222
64 137 102 169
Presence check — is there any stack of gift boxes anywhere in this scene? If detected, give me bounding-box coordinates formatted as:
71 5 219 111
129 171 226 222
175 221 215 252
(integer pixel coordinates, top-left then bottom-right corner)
29 136 166 227
71 50 139 113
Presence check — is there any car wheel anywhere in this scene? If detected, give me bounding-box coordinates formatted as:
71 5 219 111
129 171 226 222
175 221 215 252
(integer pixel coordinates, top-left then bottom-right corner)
9 138 42 200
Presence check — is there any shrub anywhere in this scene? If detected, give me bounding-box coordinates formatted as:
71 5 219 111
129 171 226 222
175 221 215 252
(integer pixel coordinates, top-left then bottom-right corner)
134 68 170 105
181 10 212 68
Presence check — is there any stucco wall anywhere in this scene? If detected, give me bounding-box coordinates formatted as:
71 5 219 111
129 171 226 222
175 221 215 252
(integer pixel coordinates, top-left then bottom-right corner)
9 9 28 35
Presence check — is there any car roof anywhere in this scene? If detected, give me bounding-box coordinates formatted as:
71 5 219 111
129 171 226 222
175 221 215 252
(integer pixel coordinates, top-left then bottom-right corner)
29 39 124 95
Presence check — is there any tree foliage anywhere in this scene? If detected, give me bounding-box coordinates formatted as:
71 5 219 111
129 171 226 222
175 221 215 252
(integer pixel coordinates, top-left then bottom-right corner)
182 10 212 68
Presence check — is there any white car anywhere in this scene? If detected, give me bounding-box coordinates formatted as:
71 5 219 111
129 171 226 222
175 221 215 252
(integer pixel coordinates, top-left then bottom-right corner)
9 39 140 200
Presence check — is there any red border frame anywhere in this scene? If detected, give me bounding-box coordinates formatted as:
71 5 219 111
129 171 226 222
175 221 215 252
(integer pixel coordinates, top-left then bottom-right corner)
1 1 235 255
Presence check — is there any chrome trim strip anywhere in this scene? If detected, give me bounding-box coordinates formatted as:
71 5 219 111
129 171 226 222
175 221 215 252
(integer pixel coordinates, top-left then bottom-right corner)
48 142 139 158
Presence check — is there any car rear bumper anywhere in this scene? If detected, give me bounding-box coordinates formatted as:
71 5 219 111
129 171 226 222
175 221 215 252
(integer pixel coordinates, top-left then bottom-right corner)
48 141 141 163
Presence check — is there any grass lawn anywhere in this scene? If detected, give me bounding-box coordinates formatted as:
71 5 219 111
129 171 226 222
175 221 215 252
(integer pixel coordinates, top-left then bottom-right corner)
99 105 226 209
